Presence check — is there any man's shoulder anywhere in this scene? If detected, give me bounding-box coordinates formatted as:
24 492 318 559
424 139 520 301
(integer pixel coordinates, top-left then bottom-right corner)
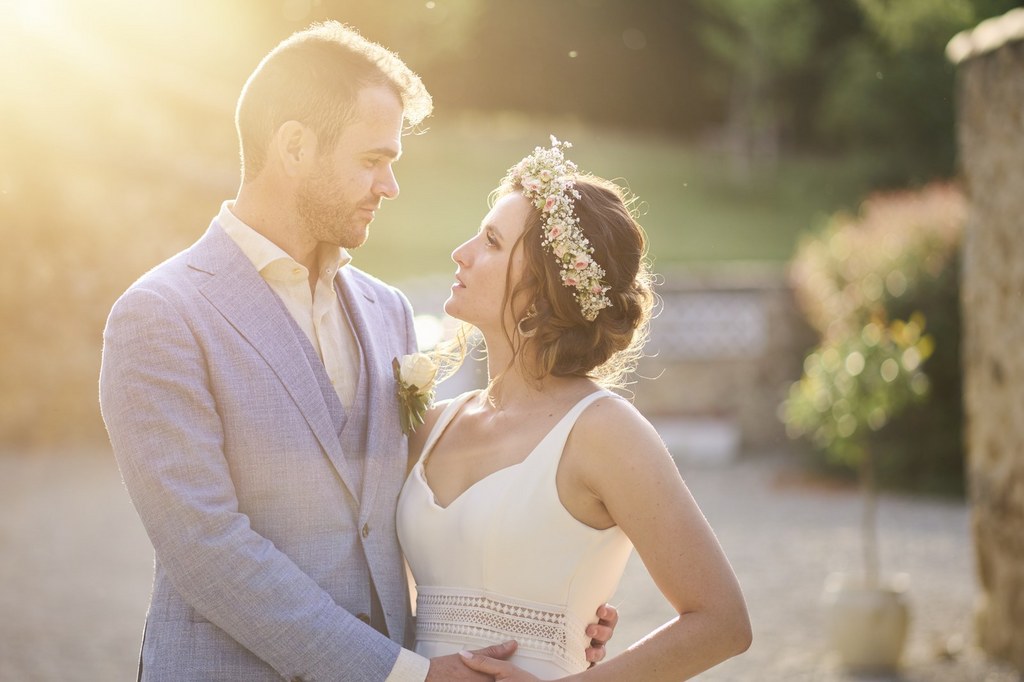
344 265 396 291
345 266 410 308
125 219 233 292
113 228 219 313
120 245 199 299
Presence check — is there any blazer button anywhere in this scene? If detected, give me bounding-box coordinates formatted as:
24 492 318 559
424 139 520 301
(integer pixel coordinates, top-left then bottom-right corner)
362 523 370 538
356 612 371 624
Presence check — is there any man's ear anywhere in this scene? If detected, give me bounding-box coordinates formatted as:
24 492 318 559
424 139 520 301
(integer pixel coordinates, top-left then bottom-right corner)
273 120 316 177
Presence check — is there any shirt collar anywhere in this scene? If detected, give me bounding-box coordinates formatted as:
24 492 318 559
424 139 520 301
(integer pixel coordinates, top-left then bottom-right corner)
217 201 352 276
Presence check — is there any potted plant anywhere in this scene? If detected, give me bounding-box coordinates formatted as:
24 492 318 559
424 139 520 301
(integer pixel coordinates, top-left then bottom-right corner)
782 311 932 671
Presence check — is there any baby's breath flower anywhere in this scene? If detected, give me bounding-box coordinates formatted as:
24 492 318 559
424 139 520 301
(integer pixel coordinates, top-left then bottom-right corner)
501 137 612 321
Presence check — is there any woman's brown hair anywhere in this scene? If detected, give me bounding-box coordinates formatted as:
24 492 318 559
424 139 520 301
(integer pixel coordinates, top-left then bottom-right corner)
493 174 657 390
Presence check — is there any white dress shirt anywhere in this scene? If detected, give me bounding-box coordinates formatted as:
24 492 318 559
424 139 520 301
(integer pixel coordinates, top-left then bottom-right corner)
219 202 359 409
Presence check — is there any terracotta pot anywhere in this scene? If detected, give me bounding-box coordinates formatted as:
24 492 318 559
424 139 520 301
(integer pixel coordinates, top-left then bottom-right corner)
821 572 910 672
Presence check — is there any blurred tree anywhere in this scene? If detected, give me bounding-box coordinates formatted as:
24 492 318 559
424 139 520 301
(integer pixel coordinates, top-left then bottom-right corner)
694 0 820 180
858 0 978 49
304 0 485 64
424 0 714 133
816 0 1022 184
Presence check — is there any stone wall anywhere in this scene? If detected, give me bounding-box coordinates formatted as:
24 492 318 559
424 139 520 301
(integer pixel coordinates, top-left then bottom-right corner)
633 264 815 453
949 8 1024 672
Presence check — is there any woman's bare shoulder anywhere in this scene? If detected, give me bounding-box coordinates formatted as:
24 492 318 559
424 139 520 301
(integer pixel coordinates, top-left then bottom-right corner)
572 393 669 465
578 394 656 436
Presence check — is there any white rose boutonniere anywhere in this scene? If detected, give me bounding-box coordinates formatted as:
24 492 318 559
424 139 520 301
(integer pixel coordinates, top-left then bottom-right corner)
393 352 439 436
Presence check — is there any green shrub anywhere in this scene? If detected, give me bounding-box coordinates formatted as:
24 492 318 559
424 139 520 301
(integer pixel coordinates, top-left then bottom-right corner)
783 183 966 494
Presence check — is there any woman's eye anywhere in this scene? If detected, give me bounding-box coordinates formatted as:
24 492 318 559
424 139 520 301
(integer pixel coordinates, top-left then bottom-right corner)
485 234 498 247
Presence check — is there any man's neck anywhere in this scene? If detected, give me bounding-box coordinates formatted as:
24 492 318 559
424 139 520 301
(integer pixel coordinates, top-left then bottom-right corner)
233 182 318 275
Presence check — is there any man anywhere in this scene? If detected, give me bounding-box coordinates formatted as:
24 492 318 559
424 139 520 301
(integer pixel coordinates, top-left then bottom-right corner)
100 22 613 681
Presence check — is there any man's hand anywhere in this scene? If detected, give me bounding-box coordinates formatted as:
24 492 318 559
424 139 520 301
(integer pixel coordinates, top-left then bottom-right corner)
457 648 541 681
426 640 517 681
585 603 619 665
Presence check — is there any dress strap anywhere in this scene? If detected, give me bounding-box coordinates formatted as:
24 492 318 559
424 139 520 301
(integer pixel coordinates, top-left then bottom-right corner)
530 389 618 470
563 390 617 425
415 390 479 467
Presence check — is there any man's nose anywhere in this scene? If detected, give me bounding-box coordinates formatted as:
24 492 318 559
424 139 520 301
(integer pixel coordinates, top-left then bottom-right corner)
376 166 399 199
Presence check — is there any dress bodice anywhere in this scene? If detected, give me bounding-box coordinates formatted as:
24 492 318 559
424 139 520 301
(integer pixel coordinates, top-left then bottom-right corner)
396 390 634 678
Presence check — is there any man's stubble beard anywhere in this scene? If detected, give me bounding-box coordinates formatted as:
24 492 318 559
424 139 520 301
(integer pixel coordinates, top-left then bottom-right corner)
296 163 370 250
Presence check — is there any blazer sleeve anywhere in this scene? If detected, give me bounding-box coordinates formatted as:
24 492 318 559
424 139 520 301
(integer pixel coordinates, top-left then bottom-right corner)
99 286 402 681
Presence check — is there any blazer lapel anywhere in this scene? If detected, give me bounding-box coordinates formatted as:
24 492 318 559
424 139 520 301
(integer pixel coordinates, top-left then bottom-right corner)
188 223 360 502
337 268 402 514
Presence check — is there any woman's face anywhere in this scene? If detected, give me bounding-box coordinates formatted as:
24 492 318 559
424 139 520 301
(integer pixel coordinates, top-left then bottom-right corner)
445 192 533 332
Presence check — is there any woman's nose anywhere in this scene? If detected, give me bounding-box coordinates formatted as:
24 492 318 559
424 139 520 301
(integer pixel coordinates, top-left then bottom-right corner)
451 238 472 266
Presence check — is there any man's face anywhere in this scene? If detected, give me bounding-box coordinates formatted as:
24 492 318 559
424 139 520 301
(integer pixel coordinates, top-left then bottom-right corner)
296 85 403 249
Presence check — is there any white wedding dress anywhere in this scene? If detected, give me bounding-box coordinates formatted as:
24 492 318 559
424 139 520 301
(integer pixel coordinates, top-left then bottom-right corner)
396 390 634 679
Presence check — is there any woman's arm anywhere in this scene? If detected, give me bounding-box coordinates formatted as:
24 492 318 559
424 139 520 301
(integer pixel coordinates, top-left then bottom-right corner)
571 397 751 680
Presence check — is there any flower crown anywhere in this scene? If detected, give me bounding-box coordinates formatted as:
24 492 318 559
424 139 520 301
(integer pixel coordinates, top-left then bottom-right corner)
504 137 611 321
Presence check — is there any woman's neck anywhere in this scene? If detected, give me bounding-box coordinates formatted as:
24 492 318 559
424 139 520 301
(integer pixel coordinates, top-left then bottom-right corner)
479 329 588 410
480 328 529 403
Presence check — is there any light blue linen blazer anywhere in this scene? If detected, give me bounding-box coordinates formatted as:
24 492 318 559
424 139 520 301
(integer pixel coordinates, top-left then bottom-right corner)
100 220 417 681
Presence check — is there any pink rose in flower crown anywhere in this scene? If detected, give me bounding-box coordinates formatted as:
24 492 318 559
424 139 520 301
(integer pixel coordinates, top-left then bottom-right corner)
547 223 564 239
562 272 580 287
539 169 553 182
543 195 558 213
573 253 592 270
522 176 542 192
591 283 606 295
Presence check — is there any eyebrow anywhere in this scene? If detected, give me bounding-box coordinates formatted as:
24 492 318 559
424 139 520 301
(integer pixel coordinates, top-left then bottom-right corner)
481 222 504 241
365 146 402 161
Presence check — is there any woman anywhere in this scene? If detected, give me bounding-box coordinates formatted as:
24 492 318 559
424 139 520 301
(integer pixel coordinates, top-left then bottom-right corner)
396 139 751 680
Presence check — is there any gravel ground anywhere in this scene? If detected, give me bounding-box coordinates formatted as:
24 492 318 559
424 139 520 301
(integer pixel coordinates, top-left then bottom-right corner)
0 447 1019 681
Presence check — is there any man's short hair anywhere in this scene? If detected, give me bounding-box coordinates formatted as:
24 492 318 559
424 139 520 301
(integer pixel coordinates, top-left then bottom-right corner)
236 21 432 180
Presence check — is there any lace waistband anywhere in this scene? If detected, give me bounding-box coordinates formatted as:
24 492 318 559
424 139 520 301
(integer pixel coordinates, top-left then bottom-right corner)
415 586 589 672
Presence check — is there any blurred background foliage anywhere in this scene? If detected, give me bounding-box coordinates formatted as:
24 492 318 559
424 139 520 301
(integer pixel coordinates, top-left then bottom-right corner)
784 184 966 494
0 0 1018 484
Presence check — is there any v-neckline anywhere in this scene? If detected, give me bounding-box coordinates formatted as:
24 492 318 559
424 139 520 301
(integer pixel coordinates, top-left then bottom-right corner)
417 390 605 511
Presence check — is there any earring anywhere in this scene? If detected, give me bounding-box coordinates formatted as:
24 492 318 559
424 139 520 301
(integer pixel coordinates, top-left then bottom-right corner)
517 305 538 338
